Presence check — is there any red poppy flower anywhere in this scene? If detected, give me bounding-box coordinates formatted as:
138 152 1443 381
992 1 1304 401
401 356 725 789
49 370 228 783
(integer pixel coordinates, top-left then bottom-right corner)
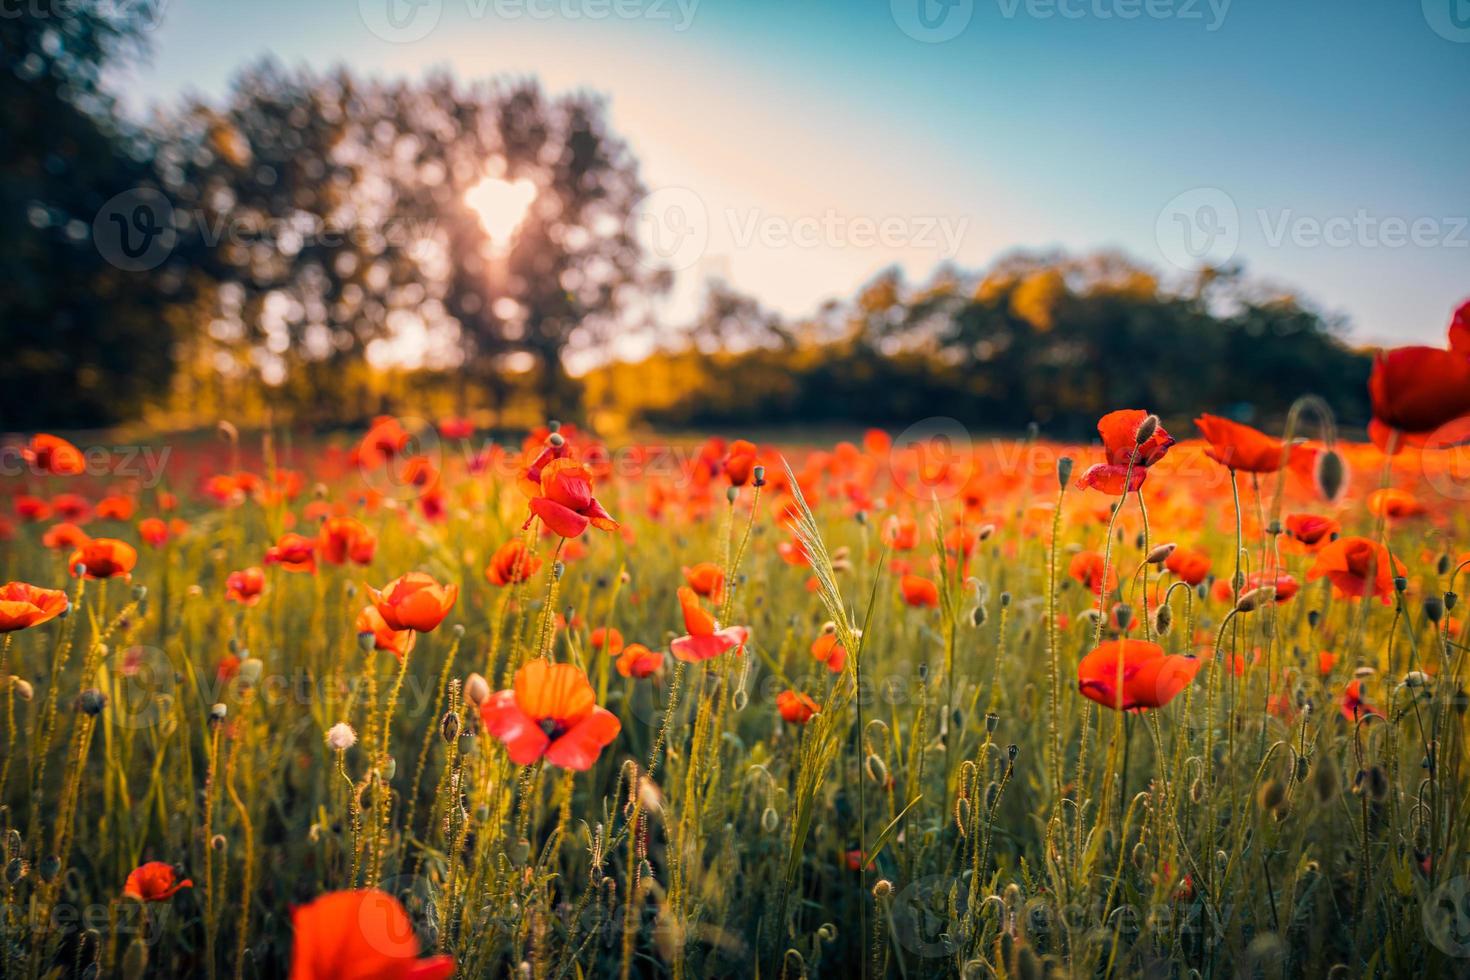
1075 410 1175 494
1194 415 1308 473
265 533 317 574
1077 639 1201 711
811 633 847 673
355 606 417 661
1451 299 1470 354
479 660 621 770
0 582 68 632
1308 536 1405 605
615 643 663 679
41 522 90 551
518 437 572 498
226 567 266 607
776 537 810 566
682 562 725 602
356 417 412 468
51 494 91 523
14 496 50 522
318 517 376 566
1284 513 1339 549
1367 345 1470 452
900 574 940 608
23 434 85 476
1366 488 1426 520
1340 679 1381 723
723 439 759 486
69 538 137 579
670 587 749 662
1069 551 1120 595
367 573 458 633
1243 571 1299 604
883 515 919 551
438 417 474 440
524 460 618 539
288 889 453 980
123 862 192 902
1164 547 1211 587
590 627 625 657
95 495 135 521
485 540 542 586
777 690 820 725
137 517 169 548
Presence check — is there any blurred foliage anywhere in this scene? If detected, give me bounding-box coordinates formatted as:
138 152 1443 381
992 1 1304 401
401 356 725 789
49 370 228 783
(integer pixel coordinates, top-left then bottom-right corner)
2 4 1372 435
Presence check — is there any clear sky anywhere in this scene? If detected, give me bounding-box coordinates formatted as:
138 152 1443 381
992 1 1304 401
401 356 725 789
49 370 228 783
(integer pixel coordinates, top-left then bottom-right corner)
115 0 1469 346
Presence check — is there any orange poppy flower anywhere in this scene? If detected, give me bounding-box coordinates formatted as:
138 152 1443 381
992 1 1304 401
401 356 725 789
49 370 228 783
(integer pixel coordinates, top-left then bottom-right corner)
1075 410 1175 495
1068 551 1120 596
518 435 572 498
95 495 135 521
670 587 749 662
1366 488 1425 520
1367 344 1470 452
367 572 458 633
1308 536 1405 605
776 690 820 725
265 533 317 574
318 517 376 566
0 582 68 632
1077 639 1201 711
882 515 919 551
137 517 169 548
1163 547 1211 587
355 605 417 661
41 522 90 551
811 633 847 673
479 660 621 770
123 862 192 902
1340 679 1380 723
1194 414 1307 473
226 567 266 607
682 562 725 602
1284 513 1339 549
355 416 412 468
900 574 940 608
23 434 85 476
69 538 137 579
615 643 663 679
723 439 759 486
288 889 453 980
486 540 543 587
590 627 625 657
776 537 810 566
1243 571 1299 604
524 460 618 539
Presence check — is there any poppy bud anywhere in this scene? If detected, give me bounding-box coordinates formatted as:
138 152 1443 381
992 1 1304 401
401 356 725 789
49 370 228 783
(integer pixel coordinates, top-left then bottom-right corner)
552 561 565 580
873 879 892 898
209 703 227 724
1267 520 1282 536
1057 457 1074 488
979 524 996 541
726 486 738 504
356 631 375 652
1135 415 1159 446
440 711 461 743
985 712 998 733
11 677 33 702
761 808 779 833
1447 591 1459 611
1424 596 1445 624
1438 554 1452 575
1307 609 1321 628
380 756 396 780
752 465 766 487
1257 779 1286 813
1314 449 1346 502
548 432 565 448
1000 592 1011 607
1235 587 1274 613
76 689 107 715
1112 603 1133 630
1154 604 1173 635
452 623 465 637
971 605 987 627
1145 543 1176 564
1394 576 1407 594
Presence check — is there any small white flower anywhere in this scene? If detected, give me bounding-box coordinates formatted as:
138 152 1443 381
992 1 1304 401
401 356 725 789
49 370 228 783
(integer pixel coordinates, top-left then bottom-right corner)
325 722 357 751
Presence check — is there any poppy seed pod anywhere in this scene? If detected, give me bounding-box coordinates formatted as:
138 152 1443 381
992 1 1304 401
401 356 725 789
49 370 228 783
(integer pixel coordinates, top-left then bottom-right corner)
1112 603 1133 630
1446 591 1459 611
752 465 766 487
1314 449 1346 502
1394 576 1407 594
1437 553 1452 575
1057 456 1074 488
1424 596 1445 624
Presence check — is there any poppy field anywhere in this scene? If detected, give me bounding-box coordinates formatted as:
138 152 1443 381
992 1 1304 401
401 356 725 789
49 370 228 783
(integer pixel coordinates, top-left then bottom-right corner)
2 312 1470 979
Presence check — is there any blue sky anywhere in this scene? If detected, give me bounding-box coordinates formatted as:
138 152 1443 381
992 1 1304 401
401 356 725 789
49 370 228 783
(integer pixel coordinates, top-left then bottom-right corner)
117 0 1469 346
